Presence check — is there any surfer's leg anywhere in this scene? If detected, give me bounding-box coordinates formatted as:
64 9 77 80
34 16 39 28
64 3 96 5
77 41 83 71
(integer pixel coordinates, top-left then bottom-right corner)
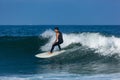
50 45 55 53
58 41 63 50
50 42 58 53
58 44 61 50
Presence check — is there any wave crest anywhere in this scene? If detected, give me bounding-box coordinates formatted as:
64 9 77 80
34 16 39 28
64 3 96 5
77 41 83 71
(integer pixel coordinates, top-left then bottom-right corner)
40 29 120 56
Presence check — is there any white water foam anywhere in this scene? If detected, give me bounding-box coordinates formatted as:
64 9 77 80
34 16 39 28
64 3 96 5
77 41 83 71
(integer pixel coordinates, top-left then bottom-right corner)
40 29 120 56
1 73 120 80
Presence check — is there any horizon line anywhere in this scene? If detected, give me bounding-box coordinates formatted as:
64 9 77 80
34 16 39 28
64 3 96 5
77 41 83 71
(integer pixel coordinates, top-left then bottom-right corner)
0 24 120 26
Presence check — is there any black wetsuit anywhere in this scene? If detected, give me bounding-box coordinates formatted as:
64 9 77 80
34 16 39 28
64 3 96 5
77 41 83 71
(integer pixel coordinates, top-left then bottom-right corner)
50 31 63 53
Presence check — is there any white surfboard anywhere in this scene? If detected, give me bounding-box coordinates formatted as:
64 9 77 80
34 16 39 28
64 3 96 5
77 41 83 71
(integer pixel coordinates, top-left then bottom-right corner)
35 50 66 58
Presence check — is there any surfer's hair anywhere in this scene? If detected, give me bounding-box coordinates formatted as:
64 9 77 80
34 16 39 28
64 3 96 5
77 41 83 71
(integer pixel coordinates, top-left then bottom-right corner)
54 27 59 30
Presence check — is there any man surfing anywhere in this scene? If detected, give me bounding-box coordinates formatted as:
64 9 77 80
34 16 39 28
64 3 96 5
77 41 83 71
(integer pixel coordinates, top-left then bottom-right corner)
49 27 63 54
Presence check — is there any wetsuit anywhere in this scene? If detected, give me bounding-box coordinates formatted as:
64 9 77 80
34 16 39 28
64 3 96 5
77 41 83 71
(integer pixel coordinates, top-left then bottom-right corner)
50 31 63 53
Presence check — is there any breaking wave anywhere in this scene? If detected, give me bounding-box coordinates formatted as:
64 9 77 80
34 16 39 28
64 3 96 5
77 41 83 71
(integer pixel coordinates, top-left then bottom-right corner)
41 29 120 56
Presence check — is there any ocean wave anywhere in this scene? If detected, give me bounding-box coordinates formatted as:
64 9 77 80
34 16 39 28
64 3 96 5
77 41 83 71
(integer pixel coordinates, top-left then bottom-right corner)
41 29 120 56
0 30 120 64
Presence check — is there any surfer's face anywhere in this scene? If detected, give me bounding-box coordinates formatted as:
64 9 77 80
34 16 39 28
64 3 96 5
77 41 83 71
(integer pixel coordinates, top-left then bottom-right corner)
54 29 58 33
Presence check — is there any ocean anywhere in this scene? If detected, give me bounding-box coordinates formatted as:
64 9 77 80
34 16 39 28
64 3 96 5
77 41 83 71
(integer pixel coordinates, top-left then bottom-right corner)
0 25 120 80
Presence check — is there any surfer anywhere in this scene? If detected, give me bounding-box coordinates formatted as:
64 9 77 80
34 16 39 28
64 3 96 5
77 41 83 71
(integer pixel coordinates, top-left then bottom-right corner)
49 27 63 54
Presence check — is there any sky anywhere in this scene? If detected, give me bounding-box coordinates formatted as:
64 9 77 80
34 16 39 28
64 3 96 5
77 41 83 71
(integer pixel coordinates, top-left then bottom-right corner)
0 0 120 25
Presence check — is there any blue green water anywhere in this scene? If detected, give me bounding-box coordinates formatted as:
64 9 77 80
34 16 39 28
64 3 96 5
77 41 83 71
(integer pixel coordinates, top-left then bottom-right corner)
0 25 120 80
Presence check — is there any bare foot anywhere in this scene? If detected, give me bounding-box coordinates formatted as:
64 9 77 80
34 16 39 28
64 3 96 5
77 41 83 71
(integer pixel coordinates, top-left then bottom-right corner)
48 52 52 54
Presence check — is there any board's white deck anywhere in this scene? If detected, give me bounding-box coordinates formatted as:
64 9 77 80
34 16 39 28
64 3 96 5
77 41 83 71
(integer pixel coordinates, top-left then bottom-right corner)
35 50 65 58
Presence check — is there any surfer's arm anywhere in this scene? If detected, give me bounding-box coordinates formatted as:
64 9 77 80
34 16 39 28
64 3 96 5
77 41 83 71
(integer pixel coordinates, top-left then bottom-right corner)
53 33 59 44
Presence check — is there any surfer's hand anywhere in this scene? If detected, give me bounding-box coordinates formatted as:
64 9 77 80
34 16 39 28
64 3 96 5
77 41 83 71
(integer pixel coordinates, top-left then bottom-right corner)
52 42 55 45
52 41 56 45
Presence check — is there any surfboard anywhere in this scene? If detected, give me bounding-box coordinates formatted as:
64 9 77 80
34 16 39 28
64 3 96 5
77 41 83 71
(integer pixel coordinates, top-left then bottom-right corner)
35 50 65 58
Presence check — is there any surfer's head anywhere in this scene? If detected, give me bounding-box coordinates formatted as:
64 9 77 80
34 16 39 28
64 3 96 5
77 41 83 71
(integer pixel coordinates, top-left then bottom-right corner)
54 27 59 33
